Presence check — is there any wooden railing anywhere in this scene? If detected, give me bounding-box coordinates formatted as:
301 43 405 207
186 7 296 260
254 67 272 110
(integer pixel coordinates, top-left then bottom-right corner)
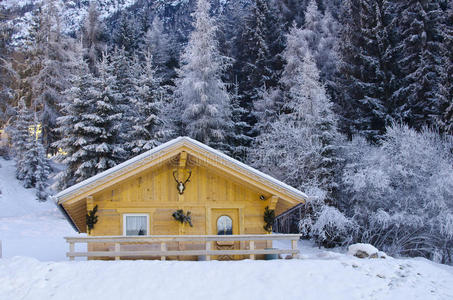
65 234 301 261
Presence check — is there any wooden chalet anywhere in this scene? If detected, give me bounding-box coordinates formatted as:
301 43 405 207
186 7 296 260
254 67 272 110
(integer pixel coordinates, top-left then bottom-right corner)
53 137 306 260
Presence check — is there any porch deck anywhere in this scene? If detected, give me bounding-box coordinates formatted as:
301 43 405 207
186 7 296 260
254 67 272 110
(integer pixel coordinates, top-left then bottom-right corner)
65 234 301 261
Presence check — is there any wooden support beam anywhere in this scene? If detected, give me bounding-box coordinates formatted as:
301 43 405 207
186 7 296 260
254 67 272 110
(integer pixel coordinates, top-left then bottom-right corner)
69 242 75 261
160 242 167 261
249 241 255 260
292 239 299 259
115 243 121 260
205 241 211 261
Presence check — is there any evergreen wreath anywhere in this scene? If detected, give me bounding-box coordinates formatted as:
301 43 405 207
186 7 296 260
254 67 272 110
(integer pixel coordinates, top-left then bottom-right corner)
86 205 98 234
263 206 275 233
172 209 193 227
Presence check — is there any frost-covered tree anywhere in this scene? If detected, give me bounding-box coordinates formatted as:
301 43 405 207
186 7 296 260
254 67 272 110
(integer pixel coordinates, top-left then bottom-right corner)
280 1 339 106
17 0 78 153
229 79 252 161
113 13 138 56
54 50 124 189
110 47 140 147
253 54 344 246
145 17 174 83
391 0 447 130
439 2 453 135
336 0 396 141
237 0 284 136
252 54 342 198
125 51 169 156
173 0 232 152
342 124 453 263
12 100 51 200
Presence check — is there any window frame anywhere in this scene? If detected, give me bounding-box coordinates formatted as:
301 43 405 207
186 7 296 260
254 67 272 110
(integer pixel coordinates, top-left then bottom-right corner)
123 213 150 236
216 215 233 235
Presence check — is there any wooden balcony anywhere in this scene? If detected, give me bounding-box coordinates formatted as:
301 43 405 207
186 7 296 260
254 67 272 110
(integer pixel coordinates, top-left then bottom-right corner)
65 234 301 261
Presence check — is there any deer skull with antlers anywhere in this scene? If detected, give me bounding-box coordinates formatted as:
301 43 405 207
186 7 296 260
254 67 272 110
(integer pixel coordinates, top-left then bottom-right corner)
173 170 192 195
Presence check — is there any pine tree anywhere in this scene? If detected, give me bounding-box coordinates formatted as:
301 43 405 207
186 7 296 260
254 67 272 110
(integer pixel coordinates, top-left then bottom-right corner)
113 13 138 56
280 0 339 109
173 0 232 152
439 2 453 135
145 16 174 84
236 0 284 136
229 79 252 161
110 47 140 150
336 0 396 141
54 49 124 189
251 53 342 201
125 50 169 155
17 0 78 153
12 99 35 181
12 99 51 200
391 0 447 130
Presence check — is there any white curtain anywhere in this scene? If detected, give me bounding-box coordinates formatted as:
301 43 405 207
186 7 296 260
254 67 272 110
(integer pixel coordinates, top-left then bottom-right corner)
126 216 147 236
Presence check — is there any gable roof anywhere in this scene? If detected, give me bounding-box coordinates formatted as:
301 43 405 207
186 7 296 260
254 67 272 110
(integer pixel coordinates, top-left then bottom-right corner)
53 136 307 204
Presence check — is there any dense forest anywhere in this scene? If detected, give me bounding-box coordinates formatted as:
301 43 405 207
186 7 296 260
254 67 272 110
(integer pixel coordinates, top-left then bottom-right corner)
0 0 452 264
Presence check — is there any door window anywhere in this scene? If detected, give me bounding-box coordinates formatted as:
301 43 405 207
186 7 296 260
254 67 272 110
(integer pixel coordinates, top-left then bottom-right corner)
217 215 233 235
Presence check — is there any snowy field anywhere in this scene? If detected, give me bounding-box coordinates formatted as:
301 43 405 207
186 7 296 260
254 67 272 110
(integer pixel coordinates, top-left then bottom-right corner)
1 157 453 300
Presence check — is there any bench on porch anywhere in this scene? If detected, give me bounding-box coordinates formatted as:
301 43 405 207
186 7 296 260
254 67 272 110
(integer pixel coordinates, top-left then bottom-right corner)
65 234 301 261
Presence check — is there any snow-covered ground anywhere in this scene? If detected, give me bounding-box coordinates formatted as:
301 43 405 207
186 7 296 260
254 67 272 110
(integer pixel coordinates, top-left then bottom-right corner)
1 157 453 300
0 158 76 261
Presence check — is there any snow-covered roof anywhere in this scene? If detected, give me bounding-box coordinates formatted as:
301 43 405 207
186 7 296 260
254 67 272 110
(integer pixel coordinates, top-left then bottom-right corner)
54 136 308 203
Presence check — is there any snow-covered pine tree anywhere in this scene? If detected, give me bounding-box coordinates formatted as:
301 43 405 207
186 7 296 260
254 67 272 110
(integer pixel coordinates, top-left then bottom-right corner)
229 78 252 162
0 10 16 129
110 46 141 151
12 99 35 181
280 0 339 109
391 0 447 130
125 50 169 156
252 53 342 199
439 2 453 135
336 0 396 141
173 0 232 152
113 13 138 56
12 99 51 200
145 16 174 84
17 0 78 153
54 48 124 189
236 0 284 136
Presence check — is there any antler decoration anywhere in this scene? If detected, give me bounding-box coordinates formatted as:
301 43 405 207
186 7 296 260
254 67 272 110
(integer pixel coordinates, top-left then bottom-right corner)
173 170 192 195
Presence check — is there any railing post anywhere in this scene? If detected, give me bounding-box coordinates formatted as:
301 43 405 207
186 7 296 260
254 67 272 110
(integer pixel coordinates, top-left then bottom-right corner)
205 241 211 261
69 241 75 261
160 242 167 261
114 243 120 260
292 239 299 259
249 240 255 260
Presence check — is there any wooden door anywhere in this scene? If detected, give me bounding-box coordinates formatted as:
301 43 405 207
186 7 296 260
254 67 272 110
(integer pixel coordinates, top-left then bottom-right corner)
211 209 239 260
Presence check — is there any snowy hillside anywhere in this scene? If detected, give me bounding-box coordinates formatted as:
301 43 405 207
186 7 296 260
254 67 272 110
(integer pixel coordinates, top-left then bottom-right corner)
3 0 138 46
1 157 453 300
0 158 77 261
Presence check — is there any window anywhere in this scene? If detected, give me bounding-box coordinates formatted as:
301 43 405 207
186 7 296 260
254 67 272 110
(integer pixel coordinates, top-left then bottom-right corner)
217 215 233 235
123 214 149 236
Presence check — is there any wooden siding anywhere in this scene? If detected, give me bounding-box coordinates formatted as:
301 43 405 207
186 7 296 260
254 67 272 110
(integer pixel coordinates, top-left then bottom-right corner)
86 156 271 237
